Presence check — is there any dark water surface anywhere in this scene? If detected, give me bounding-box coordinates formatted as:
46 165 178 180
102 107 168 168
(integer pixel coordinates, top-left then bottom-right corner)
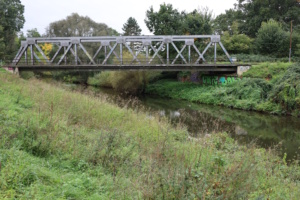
77 85 300 162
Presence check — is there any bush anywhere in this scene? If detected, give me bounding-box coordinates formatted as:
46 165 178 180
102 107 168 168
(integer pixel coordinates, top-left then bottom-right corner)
270 63 300 115
87 71 112 87
255 20 288 57
243 62 292 80
88 71 162 94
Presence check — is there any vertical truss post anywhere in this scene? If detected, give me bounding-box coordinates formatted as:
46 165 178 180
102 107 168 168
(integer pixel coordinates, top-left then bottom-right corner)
185 40 194 64
30 45 34 65
164 37 172 65
74 44 77 65
120 44 123 65
117 37 125 65
188 46 191 63
24 48 27 65
143 40 151 65
72 38 80 65
64 47 67 65
214 43 217 64
27 39 36 65
167 43 169 65
211 35 220 64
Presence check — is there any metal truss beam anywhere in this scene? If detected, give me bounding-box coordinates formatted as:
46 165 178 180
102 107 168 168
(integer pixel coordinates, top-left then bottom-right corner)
12 35 234 68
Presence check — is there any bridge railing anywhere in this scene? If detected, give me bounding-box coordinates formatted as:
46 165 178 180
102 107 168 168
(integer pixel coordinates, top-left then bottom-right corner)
12 35 233 67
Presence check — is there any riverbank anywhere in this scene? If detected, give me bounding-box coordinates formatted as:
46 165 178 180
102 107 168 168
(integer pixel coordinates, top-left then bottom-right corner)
146 63 300 117
1 72 299 199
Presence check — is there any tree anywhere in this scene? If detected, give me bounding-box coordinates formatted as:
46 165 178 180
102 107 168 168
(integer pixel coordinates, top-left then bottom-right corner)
236 0 300 37
255 20 288 56
221 33 253 54
145 3 184 35
183 8 213 35
0 0 25 60
122 17 142 36
213 9 242 34
46 13 118 37
27 28 41 38
295 44 300 56
45 13 119 84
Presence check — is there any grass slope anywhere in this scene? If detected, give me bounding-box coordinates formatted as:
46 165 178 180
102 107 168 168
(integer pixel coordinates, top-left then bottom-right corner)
0 72 299 199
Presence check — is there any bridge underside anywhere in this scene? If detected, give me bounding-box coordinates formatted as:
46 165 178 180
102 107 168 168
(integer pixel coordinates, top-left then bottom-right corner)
15 64 238 72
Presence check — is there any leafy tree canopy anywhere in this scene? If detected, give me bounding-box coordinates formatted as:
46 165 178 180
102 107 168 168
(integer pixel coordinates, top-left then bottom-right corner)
145 3 185 35
214 0 300 37
221 22 253 54
237 0 300 37
46 13 118 37
255 20 288 56
27 28 41 38
0 0 25 60
183 8 213 35
122 17 142 36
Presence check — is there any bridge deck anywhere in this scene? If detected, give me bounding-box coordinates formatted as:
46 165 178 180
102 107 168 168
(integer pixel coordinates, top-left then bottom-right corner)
14 64 239 72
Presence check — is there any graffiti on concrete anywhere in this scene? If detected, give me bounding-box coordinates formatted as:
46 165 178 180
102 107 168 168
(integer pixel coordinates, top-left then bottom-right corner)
202 75 241 85
181 72 242 85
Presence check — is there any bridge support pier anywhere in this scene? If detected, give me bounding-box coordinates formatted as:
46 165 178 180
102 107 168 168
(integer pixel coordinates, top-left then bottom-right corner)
13 67 19 75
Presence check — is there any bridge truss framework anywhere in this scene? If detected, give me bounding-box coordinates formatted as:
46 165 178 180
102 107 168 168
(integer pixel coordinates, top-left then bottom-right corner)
12 35 236 72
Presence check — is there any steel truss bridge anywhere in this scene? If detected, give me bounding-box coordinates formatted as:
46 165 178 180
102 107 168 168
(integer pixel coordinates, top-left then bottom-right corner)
12 35 237 72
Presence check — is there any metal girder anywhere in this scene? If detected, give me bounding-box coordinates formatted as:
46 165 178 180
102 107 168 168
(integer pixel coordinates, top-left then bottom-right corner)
35 44 50 63
12 35 234 68
79 43 96 65
50 46 62 63
57 44 72 65
149 43 164 64
171 42 187 64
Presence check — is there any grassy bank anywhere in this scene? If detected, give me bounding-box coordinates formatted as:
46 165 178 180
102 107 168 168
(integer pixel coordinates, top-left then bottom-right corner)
0 72 300 199
146 63 300 116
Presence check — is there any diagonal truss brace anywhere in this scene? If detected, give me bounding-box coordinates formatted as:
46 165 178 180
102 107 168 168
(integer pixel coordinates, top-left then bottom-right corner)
171 42 187 64
12 35 234 67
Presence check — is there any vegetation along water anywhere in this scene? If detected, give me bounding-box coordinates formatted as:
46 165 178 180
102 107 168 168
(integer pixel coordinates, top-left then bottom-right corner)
1 68 300 199
1 0 300 199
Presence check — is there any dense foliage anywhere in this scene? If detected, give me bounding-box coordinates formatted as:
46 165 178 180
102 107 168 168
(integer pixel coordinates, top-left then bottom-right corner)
255 20 289 56
0 0 24 60
146 63 300 116
145 4 213 36
46 13 118 37
122 17 142 36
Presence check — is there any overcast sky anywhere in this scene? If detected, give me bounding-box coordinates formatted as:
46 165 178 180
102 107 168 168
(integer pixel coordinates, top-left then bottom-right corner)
20 0 237 35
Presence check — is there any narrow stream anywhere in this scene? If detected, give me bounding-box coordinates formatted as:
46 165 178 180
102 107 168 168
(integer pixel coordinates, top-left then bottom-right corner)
71 84 300 162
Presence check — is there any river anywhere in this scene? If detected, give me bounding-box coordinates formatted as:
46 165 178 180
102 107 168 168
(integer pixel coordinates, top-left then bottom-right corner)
71 85 299 163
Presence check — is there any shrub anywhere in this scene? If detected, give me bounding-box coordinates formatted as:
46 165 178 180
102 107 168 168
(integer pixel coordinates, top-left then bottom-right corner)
269 63 300 115
87 71 112 87
255 20 288 57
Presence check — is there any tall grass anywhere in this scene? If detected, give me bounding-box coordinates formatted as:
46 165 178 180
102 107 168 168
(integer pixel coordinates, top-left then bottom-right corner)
0 72 299 199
